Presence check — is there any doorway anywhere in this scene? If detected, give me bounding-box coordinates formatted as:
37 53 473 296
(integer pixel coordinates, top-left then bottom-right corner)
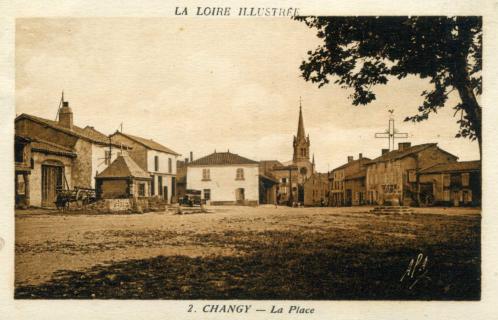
41 165 63 207
235 188 245 203
163 186 168 203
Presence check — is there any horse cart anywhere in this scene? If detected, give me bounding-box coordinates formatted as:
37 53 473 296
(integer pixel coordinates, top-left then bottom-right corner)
55 187 97 210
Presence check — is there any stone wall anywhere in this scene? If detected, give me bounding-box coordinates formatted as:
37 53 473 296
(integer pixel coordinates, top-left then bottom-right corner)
100 179 129 199
72 139 93 188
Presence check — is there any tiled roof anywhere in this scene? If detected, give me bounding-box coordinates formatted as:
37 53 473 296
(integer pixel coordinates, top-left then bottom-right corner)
260 160 284 168
31 138 77 158
345 169 367 180
419 160 481 174
16 114 123 147
96 154 151 179
111 132 180 156
369 143 440 163
259 173 279 184
332 158 371 171
188 152 258 166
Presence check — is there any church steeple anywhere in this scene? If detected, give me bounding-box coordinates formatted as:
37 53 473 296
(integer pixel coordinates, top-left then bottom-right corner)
296 100 305 140
293 98 310 162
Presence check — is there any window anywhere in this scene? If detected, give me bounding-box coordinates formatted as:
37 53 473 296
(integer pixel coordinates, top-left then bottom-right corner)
168 158 172 173
281 178 287 184
150 175 155 195
154 155 159 171
138 183 146 197
171 177 176 197
203 189 211 201
158 176 163 195
105 150 112 165
202 168 210 181
462 173 470 187
443 189 450 201
236 168 244 180
443 174 451 187
15 143 24 163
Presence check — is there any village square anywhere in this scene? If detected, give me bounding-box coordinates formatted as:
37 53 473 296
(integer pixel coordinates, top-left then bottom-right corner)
13 92 481 300
12 17 482 300
14 93 481 212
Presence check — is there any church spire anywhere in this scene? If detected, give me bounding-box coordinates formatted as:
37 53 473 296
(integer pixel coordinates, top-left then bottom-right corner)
293 97 311 162
296 97 305 140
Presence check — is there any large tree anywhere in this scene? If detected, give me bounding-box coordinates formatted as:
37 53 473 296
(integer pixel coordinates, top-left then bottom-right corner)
297 16 482 156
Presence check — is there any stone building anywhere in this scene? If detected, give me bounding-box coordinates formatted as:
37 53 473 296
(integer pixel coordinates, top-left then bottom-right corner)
365 142 458 206
15 135 33 208
303 172 329 206
110 132 180 204
15 100 125 207
418 160 481 206
186 151 260 205
95 154 151 199
329 154 371 206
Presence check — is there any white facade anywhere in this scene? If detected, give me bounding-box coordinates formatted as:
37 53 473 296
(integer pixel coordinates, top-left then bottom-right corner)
187 164 259 204
147 149 179 203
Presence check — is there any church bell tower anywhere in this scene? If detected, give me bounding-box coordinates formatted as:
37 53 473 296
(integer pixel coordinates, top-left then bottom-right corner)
293 101 310 162
292 99 314 179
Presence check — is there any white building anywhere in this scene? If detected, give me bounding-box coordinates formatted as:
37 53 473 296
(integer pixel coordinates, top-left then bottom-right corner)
187 151 259 205
110 132 180 203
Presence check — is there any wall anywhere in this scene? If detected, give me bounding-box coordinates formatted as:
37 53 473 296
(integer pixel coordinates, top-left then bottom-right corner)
92 143 120 188
187 165 259 203
110 134 148 171
147 150 178 202
304 174 328 206
100 179 129 199
30 152 73 207
15 118 78 149
366 157 415 205
147 149 177 176
417 147 458 169
72 139 93 188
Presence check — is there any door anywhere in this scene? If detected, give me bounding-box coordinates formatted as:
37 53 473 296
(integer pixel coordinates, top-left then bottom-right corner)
41 165 63 207
235 188 245 203
163 186 168 203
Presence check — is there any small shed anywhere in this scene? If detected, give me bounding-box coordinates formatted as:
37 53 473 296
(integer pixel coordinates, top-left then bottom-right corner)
95 154 151 199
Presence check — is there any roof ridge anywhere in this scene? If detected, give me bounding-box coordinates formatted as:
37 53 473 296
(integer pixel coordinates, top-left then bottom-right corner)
16 113 119 147
32 137 74 152
112 131 180 156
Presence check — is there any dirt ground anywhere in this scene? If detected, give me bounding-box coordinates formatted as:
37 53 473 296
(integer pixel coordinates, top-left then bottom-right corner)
15 205 481 299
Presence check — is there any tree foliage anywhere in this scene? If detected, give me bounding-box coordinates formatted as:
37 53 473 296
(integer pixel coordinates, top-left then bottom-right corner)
296 16 482 153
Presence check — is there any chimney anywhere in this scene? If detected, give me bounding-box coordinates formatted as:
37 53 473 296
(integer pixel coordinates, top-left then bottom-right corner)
58 101 73 130
382 148 389 155
359 153 363 159
398 142 412 151
190 151 193 162
347 156 353 163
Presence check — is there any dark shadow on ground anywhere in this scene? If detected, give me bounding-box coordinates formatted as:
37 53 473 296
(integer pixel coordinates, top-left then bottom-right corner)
15 214 481 300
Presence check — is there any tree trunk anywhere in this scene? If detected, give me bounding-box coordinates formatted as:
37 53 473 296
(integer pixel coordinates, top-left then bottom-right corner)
451 49 482 159
454 19 482 159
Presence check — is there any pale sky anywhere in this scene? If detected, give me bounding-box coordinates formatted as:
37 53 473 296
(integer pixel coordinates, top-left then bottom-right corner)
16 18 480 172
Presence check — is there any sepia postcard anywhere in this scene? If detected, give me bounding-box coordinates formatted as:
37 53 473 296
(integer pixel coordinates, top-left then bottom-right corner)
1 0 498 319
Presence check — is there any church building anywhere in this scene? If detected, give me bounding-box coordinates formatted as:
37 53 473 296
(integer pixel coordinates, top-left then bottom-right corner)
261 102 315 205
